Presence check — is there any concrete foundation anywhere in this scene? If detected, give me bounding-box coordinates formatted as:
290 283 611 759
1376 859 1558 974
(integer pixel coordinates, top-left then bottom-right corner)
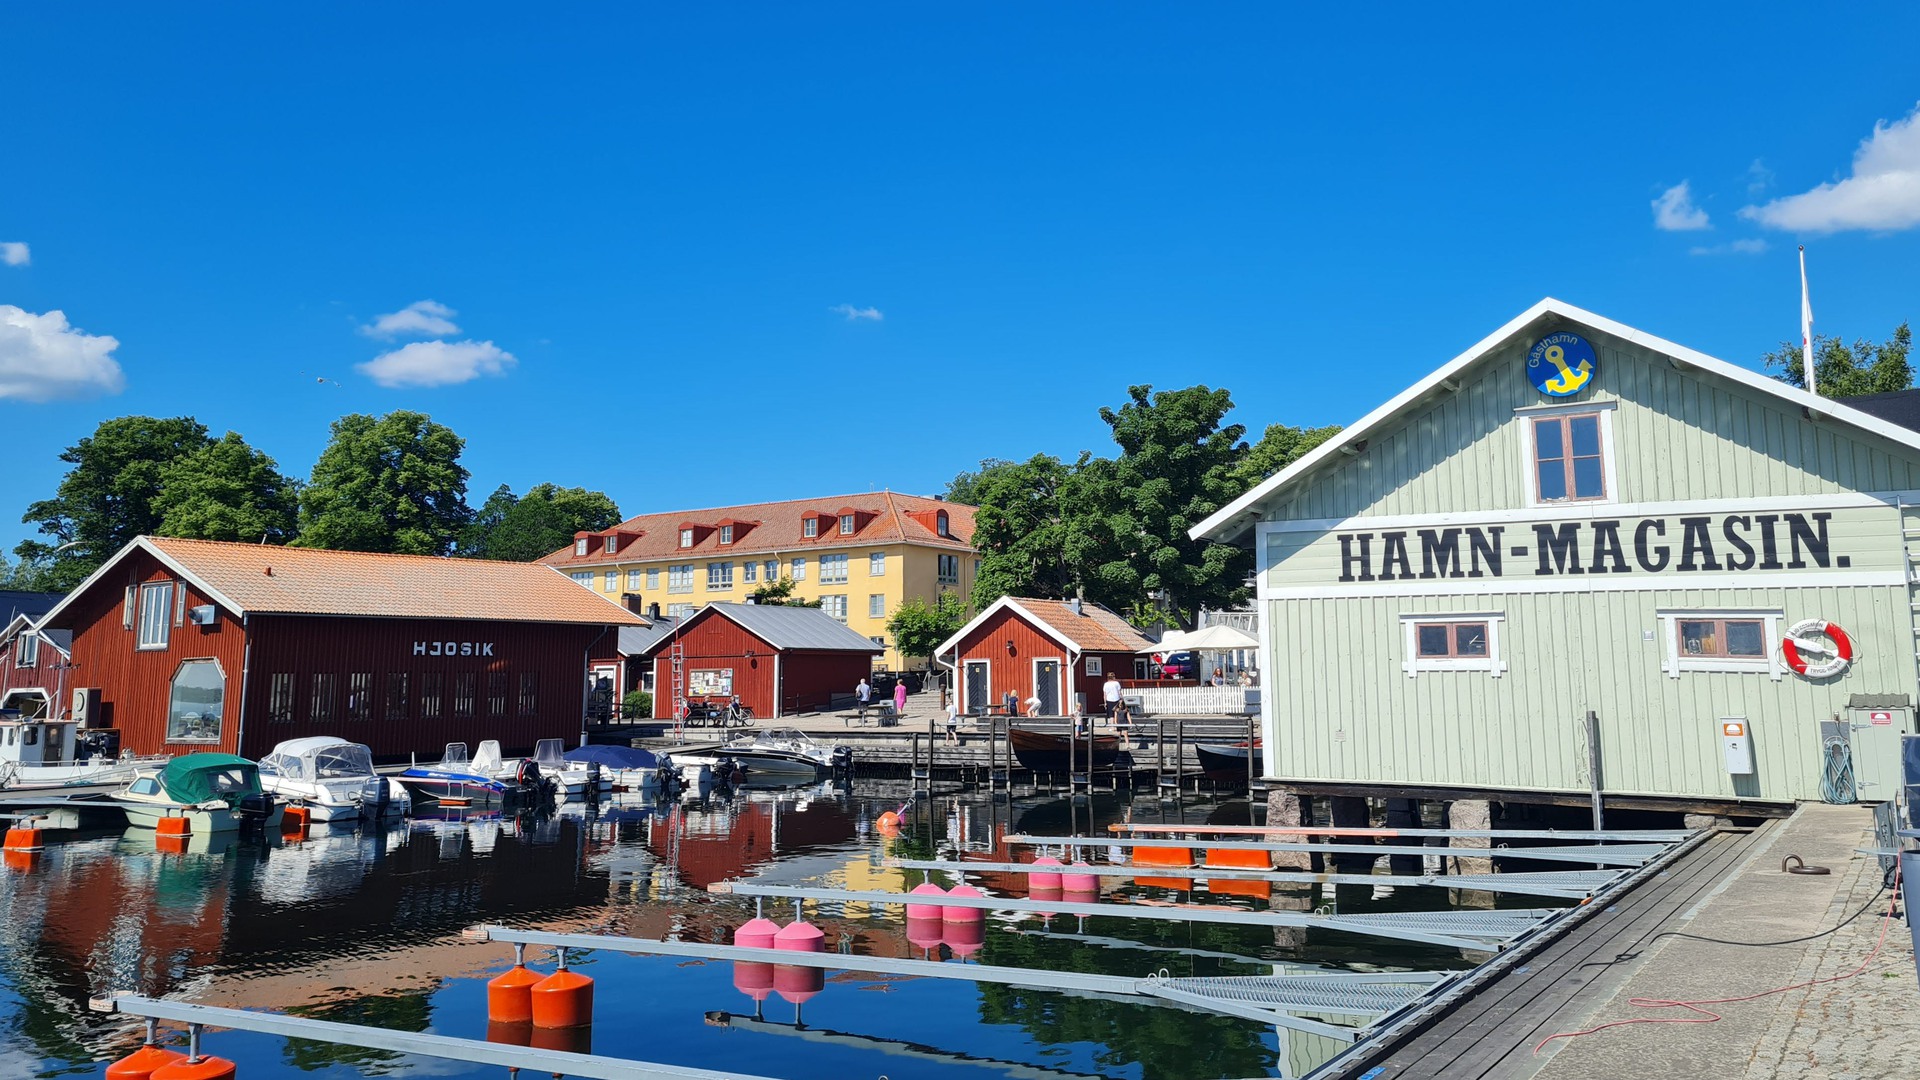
1446 799 1494 876
1264 788 1311 871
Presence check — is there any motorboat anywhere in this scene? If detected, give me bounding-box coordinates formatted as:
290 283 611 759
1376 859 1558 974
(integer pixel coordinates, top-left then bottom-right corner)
1008 727 1122 774
256 737 412 821
563 743 675 793
492 738 599 799
670 728 849 783
397 741 546 807
0 715 167 791
115 753 284 833
1194 741 1262 783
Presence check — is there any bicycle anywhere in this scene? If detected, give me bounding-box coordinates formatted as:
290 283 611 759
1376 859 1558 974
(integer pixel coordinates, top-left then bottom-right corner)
721 701 754 728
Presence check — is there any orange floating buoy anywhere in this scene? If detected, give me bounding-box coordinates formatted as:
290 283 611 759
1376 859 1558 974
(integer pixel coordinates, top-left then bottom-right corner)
943 884 986 927
528 1024 593 1055
1061 865 1099 893
485 1019 533 1046
154 833 189 856
1205 846 1270 870
1205 877 1272 900
1027 855 1063 891
530 963 595 1029
3 825 44 852
148 1054 236 1080
875 810 901 836
3 848 39 872
904 882 947 920
280 806 311 837
157 816 191 838
105 1043 187 1080
486 964 542 1024
1133 844 1194 889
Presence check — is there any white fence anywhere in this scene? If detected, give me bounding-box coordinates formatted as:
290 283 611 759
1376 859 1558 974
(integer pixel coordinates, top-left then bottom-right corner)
1125 686 1259 716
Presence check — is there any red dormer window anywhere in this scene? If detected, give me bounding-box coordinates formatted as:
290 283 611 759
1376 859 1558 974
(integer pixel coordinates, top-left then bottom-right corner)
720 525 734 545
803 517 819 539
838 514 855 535
679 528 694 548
574 537 589 556
936 510 949 537
604 535 618 554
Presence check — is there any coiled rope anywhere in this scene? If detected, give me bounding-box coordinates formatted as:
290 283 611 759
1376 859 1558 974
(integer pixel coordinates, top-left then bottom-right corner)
1819 736 1856 804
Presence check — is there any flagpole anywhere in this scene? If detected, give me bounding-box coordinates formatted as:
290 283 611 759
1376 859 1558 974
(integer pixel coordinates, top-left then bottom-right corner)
1800 245 1818 396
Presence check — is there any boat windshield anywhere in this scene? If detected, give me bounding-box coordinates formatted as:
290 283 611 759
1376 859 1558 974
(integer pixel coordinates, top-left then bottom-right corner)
311 743 376 778
532 739 565 768
437 742 471 767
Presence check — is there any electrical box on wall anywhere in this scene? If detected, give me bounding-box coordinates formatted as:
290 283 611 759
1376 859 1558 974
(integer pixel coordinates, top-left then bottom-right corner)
1721 718 1754 775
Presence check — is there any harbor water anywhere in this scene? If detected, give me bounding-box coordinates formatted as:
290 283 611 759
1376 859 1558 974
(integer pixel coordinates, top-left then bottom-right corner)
0 783 1535 1079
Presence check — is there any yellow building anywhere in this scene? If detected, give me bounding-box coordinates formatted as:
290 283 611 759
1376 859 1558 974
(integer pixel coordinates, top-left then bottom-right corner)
539 491 977 671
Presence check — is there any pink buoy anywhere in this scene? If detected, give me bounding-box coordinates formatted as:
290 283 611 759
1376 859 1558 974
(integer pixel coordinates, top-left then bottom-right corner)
735 917 781 950
1031 885 1063 919
943 884 986 926
732 915 782 1003
1064 886 1099 907
905 882 947 920
773 918 827 1005
942 916 985 959
1062 864 1099 893
906 915 946 952
1027 855 1064 891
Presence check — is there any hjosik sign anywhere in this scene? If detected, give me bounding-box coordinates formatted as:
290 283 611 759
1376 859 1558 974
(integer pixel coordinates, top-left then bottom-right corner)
1336 511 1843 582
413 640 496 656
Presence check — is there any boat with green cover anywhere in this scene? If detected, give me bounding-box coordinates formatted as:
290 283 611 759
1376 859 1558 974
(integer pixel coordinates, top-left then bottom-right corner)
115 753 283 832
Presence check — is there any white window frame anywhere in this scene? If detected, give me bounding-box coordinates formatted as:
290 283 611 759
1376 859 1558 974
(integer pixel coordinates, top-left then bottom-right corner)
743 561 759 583
1656 608 1784 680
839 514 855 535
720 525 734 545
791 557 807 581
570 571 594 587
820 553 849 584
803 517 819 538
1517 399 1618 508
574 538 589 556
17 631 38 668
646 567 660 589
137 581 174 650
869 552 886 577
937 553 959 585
626 569 643 590
604 536 618 554
868 593 885 618
667 603 695 619
679 528 694 548
1399 612 1506 677
706 562 734 590
667 564 694 593
602 570 618 591
821 594 848 621
764 560 778 581
1085 655 1102 676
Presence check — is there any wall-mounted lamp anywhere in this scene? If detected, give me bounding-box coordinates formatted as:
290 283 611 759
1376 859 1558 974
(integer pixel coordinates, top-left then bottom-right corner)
1005 639 1015 655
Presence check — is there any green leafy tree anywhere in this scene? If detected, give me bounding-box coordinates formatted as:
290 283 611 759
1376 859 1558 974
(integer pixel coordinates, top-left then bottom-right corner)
1765 323 1912 397
746 576 821 607
969 453 1085 606
457 483 622 561
1076 385 1252 629
296 411 472 555
152 432 300 544
886 591 967 665
942 458 1016 506
17 416 214 588
1231 421 1342 491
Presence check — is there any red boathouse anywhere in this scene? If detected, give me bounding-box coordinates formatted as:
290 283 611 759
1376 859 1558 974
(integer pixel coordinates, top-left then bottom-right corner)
37 537 644 760
934 596 1155 717
635 602 881 719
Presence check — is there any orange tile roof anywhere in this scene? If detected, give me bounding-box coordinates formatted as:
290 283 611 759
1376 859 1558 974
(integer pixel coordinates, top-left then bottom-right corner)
1016 599 1155 652
137 537 646 625
539 490 976 568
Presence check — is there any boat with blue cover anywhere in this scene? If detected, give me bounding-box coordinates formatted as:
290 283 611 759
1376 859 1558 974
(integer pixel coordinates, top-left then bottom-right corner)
397 741 545 807
563 743 673 792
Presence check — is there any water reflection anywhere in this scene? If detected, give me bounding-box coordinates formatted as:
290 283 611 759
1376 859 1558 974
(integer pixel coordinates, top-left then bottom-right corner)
0 785 1492 1079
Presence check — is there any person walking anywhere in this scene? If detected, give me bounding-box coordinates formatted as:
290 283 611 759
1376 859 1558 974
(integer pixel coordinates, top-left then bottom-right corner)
893 677 908 719
1101 672 1122 722
855 677 871 722
944 697 960 746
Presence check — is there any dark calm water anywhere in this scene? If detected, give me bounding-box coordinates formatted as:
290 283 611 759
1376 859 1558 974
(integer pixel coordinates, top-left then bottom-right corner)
0 785 1500 1080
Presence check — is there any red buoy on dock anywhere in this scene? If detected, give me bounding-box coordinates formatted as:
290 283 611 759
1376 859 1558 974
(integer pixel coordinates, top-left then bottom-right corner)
280 806 310 838
148 1054 237 1080
3 848 39 872
105 1043 187 1080
904 882 947 919
154 834 189 856
1027 856 1063 890
486 964 542 1024
157 816 190 838
3 825 44 852
530 954 594 1029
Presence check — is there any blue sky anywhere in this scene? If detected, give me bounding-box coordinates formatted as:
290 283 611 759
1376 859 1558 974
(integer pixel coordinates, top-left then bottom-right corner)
4 5 1919 554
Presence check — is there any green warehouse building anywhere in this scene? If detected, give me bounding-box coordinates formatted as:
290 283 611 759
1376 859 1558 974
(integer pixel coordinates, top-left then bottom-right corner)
1196 298 1919 816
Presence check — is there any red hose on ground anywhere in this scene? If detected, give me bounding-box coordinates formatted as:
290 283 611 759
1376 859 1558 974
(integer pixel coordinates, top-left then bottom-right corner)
1533 861 1903 1055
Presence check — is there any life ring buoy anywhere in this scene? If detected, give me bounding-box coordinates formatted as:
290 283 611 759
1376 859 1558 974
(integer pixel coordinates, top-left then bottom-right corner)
1782 618 1852 679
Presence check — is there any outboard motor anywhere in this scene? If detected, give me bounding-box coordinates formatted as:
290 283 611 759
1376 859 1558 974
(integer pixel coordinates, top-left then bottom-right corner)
236 791 279 828
831 746 854 776
514 758 553 803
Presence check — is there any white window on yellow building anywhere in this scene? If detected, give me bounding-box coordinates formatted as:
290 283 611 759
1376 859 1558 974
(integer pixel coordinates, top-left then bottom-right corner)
570 571 594 587
821 594 848 621
574 538 588 556
821 554 848 584
803 517 818 538
668 565 694 593
679 528 694 547
720 524 734 545
764 560 778 580
838 514 855 535
743 561 758 583
707 562 733 590
626 569 642 590
869 594 885 618
602 570 618 591
667 603 694 619
938 554 959 585
868 553 886 576
647 567 660 589
791 557 807 581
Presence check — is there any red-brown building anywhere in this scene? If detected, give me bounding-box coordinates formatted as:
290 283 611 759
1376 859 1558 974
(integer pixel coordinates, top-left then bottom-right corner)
0 591 71 717
633 602 882 719
37 537 644 760
934 596 1155 717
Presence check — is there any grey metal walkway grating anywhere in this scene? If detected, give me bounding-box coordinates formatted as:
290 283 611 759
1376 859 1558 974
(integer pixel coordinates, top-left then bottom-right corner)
1334 909 1559 946
1153 974 1444 1015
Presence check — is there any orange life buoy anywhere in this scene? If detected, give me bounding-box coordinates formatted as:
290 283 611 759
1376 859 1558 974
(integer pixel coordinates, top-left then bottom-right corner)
1781 618 1852 679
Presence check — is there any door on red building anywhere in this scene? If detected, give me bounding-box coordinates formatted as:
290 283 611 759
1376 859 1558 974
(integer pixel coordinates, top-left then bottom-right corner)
1033 659 1061 715
963 661 989 715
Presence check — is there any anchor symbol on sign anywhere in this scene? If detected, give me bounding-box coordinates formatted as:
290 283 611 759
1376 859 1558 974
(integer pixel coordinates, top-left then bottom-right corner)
1541 345 1591 395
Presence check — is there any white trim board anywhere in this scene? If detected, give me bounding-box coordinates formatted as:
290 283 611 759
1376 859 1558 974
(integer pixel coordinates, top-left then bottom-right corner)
1193 297 1920 545
1251 490 1920 538
1257 570 1907 602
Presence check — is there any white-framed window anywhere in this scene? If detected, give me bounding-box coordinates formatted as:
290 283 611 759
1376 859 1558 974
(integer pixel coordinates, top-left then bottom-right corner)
668 564 694 593
604 536 618 554
764 560 778 580
603 570 618 591
821 594 848 620
743 561 759 583
123 585 135 629
570 571 594 587
646 567 660 589
667 603 695 619
626 569 643 590
937 510 950 537
803 517 819 538
937 554 959 585
167 658 225 742
720 525 734 545
138 581 174 650
574 538 589 556
1518 400 1617 506
679 528 694 548
791 557 807 581
869 552 886 576
870 635 886 647
839 514 855 535
707 562 734 589
1657 609 1784 680
869 594 885 618
1399 612 1506 677
1085 656 1103 676
17 631 38 668
820 554 849 584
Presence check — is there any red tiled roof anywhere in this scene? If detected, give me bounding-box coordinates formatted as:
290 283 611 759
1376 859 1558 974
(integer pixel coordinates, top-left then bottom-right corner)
103 537 646 625
540 490 976 568
1014 599 1155 652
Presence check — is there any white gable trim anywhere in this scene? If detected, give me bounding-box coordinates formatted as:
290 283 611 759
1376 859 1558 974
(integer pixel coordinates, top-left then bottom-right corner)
933 596 1082 661
1193 298 1920 544
35 536 249 630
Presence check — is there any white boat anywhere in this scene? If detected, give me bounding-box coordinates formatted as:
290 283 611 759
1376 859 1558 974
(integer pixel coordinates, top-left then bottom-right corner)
256 737 411 822
397 742 541 807
116 753 284 833
492 739 600 798
670 728 848 783
562 744 674 793
0 716 167 790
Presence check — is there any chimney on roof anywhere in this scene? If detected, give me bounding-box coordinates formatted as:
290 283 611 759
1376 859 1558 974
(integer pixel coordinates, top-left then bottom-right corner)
647 602 661 619
621 593 645 615
1069 597 1083 617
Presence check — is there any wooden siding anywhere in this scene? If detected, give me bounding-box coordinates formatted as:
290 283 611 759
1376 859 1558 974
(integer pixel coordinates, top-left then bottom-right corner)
645 617 871 718
950 609 1125 715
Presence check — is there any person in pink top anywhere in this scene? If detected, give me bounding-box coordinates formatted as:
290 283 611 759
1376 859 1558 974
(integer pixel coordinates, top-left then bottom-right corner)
893 678 908 717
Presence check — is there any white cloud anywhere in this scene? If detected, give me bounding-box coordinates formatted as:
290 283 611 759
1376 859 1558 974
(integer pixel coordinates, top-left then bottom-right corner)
1745 159 1774 197
1742 102 1920 233
362 299 460 338
0 305 127 401
1688 238 1770 257
830 304 884 322
0 242 28 267
357 339 516 388
1652 182 1711 230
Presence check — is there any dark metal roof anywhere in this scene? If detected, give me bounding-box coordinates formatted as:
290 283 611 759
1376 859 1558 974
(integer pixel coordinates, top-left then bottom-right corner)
634 602 883 656
1837 389 1920 434
616 617 683 656
0 591 63 625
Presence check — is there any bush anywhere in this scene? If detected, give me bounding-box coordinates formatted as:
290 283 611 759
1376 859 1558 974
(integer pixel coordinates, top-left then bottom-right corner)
622 690 653 719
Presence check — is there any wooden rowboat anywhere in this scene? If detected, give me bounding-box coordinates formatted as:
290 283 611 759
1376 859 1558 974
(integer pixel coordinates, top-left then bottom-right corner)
1008 727 1121 773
